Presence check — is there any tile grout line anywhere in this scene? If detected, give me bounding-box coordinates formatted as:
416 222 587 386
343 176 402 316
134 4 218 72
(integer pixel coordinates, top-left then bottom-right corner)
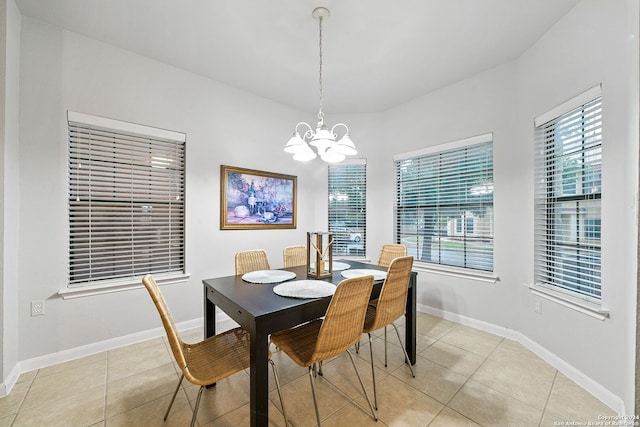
413 322 452 427
383 320 492 426
10 369 38 426
538 369 560 427
315 361 373 425
476 341 555 418
436 334 505 427
451 335 557 426
103 350 110 426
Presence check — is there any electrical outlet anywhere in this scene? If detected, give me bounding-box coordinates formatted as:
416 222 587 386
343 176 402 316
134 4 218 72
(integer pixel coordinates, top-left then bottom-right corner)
534 299 542 314
31 300 45 316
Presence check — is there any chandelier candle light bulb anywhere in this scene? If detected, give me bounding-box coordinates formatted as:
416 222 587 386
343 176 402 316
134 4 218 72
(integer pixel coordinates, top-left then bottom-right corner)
284 7 357 163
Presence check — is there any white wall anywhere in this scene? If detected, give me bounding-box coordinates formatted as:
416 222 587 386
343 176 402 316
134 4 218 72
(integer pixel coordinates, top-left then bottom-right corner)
0 0 20 390
16 17 329 360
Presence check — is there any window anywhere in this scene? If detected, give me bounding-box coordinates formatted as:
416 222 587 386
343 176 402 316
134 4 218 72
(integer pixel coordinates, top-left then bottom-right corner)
534 86 602 302
68 111 186 287
394 134 493 272
328 160 366 257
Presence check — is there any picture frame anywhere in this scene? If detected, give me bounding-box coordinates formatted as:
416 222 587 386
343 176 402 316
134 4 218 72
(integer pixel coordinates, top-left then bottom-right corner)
220 165 297 230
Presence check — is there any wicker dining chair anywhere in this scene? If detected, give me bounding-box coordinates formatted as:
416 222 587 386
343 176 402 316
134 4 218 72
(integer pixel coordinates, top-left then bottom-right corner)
270 275 378 426
377 244 407 268
283 245 306 268
235 249 271 275
362 256 415 409
141 274 285 427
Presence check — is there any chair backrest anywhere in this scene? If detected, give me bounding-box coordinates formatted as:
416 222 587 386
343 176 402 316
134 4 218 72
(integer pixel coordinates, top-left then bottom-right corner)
141 274 187 370
312 275 374 363
235 249 271 275
377 244 407 267
370 256 414 331
283 245 306 268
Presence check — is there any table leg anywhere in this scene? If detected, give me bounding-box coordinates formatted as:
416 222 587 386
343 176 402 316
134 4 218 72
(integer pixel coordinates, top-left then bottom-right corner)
405 273 417 365
203 286 219 389
204 287 216 339
249 322 270 427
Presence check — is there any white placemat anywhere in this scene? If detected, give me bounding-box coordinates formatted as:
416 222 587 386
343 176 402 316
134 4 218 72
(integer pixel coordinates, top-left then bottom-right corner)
242 270 297 284
273 280 337 299
332 261 351 271
340 269 387 281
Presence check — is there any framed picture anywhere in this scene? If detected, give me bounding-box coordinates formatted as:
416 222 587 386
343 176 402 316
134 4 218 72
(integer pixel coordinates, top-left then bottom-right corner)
220 165 297 230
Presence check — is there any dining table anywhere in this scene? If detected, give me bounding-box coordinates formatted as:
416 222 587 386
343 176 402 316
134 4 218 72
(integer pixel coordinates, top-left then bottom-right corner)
202 259 417 427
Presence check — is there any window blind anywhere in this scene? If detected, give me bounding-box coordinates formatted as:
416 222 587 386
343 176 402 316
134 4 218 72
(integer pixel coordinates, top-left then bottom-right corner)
68 112 186 286
534 93 602 302
394 136 493 271
328 160 366 257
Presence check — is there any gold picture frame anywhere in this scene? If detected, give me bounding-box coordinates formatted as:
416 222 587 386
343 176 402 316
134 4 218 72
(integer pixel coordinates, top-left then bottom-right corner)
220 165 297 230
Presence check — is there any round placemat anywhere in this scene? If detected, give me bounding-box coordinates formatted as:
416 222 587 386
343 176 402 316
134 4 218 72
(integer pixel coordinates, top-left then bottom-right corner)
332 261 351 271
273 280 336 299
340 269 387 281
242 270 297 284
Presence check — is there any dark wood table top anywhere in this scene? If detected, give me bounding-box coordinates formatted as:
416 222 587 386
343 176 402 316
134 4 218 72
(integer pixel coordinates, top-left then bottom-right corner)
203 260 391 335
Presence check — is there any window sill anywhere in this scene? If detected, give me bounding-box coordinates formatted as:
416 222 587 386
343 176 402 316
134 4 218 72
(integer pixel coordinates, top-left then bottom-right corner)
58 273 191 299
528 284 609 320
413 263 499 283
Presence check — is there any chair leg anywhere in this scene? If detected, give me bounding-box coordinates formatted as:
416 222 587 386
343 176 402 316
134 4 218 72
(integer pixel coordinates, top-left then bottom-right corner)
367 333 378 410
346 350 378 421
384 326 388 367
269 359 289 426
392 323 415 377
191 386 205 427
308 365 322 427
164 373 184 421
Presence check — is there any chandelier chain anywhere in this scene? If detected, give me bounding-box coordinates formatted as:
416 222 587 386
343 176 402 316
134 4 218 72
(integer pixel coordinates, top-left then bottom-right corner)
318 14 324 120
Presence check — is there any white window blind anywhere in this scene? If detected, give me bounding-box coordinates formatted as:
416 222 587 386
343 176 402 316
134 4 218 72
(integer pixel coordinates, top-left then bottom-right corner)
534 90 602 302
68 112 186 287
328 160 366 257
394 135 493 271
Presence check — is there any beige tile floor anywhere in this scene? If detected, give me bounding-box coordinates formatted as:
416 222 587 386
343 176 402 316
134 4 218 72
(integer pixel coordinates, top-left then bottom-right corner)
0 312 616 426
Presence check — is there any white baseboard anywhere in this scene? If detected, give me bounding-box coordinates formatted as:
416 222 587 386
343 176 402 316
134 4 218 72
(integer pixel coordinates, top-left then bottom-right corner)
0 363 21 398
417 303 626 415
418 303 518 340
0 314 239 398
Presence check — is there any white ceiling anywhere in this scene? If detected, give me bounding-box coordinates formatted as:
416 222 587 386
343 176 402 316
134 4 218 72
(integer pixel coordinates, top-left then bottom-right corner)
15 0 581 113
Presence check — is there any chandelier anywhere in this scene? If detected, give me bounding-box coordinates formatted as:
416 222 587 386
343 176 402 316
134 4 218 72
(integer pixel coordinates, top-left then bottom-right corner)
284 7 357 163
